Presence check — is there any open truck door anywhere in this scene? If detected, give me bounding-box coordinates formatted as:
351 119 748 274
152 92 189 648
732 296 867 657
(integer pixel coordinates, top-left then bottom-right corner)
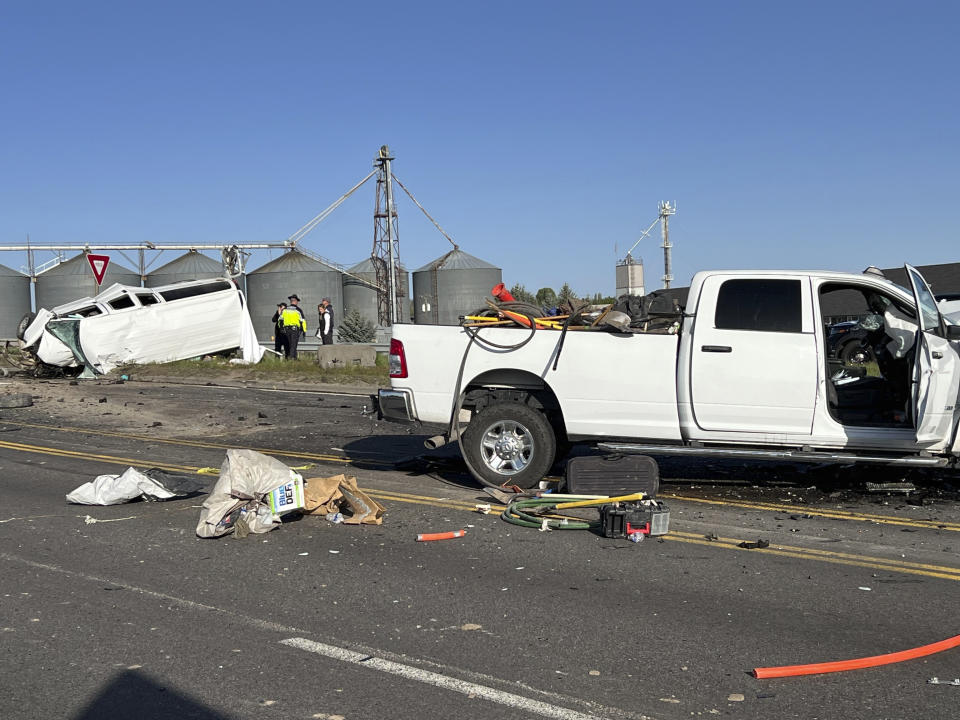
905 264 960 447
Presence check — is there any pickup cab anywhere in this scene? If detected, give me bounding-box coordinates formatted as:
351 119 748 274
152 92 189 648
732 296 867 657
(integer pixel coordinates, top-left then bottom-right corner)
378 265 960 488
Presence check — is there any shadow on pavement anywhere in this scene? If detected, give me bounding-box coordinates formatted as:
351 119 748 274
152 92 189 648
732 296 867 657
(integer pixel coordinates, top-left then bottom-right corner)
72 669 231 720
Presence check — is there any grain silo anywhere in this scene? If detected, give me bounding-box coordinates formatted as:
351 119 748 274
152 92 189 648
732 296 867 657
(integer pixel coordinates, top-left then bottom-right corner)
343 257 409 327
146 250 226 287
35 254 140 310
246 250 344 343
0 262 31 340
412 248 502 325
615 253 645 297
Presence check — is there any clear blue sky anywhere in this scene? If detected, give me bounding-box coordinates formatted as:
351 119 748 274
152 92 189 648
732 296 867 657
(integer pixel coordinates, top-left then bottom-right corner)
1 1 957 296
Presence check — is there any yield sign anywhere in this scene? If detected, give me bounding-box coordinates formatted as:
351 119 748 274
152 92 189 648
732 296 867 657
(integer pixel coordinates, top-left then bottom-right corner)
87 254 110 286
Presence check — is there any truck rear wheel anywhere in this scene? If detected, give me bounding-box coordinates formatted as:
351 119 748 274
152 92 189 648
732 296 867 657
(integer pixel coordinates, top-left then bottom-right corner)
462 400 556 489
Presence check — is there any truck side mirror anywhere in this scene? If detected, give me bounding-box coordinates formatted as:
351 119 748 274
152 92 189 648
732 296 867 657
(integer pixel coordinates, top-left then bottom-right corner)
946 324 960 341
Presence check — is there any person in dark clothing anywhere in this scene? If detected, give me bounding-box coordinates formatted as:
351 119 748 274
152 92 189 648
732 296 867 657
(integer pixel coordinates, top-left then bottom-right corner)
281 294 307 359
319 297 335 345
271 302 289 357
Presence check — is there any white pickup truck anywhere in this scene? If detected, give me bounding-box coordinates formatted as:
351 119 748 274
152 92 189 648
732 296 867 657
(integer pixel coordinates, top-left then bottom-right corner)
378 265 960 488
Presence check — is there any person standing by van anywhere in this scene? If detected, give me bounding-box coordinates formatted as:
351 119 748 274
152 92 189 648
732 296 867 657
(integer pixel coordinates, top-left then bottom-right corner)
319 297 335 345
281 294 307 359
271 302 289 357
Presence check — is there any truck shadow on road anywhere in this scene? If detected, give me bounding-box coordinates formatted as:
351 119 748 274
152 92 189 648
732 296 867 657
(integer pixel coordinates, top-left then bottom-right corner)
72 669 230 720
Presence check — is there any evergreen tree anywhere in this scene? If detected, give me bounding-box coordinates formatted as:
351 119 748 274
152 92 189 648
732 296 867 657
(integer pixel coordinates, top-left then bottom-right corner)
557 282 577 305
337 309 376 343
535 287 557 308
509 283 537 305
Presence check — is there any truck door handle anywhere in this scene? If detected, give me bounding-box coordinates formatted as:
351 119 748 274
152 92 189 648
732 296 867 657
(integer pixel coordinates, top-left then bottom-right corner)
933 351 944 359
701 345 732 353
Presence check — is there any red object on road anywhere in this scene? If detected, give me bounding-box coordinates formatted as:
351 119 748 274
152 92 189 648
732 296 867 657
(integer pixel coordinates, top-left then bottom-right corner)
491 283 515 302
753 633 960 678
416 529 466 542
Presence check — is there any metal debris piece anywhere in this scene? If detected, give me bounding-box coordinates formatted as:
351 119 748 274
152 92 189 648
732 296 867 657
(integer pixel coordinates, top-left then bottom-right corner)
928 677 960 686
866 482 916 494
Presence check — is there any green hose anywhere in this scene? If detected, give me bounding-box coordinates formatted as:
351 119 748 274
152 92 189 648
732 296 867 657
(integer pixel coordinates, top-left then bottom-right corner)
501 496 600 531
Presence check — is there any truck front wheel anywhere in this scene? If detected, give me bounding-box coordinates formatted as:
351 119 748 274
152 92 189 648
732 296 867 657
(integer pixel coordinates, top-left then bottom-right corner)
462 401 556 489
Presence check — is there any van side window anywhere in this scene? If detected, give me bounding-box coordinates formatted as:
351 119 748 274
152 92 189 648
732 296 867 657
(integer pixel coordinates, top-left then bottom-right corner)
159 280 231 302
108 295 136 310
715 279 802 333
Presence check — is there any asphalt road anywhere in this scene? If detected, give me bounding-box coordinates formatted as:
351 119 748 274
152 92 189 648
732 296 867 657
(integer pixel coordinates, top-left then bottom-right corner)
1 377 959 720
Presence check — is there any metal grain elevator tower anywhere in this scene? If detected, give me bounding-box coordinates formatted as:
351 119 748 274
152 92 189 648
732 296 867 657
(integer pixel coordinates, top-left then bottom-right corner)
371 145 403 325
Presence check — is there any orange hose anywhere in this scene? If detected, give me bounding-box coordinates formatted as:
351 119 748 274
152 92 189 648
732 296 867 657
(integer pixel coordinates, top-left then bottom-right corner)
753 633 960 679
416 529 466 542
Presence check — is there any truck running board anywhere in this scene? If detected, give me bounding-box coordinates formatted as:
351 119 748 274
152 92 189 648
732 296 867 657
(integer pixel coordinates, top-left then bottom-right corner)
597 443 950 467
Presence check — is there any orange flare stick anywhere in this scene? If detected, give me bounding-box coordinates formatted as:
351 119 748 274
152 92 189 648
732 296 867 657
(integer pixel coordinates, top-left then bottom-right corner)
416 529 466 542
753 633 960 679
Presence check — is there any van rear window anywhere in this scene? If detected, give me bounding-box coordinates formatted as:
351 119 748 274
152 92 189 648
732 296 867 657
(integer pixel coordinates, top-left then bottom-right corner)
159 280 232 302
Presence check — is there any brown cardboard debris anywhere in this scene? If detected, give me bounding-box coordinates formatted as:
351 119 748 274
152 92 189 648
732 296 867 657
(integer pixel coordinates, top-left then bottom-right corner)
303 474 385 525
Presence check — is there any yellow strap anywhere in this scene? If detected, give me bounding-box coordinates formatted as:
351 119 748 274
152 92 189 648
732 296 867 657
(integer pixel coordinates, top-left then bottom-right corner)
555 492 644 509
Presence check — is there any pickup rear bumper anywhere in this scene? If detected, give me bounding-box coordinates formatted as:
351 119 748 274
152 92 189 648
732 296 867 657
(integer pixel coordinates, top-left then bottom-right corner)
376 389 418 424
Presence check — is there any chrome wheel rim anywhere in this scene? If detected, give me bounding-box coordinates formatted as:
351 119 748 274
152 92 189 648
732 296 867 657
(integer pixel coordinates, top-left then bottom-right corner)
478 420 534 476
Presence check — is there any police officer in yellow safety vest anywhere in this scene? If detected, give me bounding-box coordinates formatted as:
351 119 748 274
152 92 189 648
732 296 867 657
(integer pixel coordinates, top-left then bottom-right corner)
281 294 307 359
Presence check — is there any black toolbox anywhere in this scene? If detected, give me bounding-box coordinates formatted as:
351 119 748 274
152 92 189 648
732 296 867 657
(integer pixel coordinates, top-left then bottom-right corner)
564 454 659 497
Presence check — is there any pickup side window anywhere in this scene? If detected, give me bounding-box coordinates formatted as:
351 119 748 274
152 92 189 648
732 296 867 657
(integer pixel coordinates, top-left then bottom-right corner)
715 279 802 333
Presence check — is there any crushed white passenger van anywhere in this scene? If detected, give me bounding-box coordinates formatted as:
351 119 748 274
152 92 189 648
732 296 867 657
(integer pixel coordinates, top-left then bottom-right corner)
19 277 265 376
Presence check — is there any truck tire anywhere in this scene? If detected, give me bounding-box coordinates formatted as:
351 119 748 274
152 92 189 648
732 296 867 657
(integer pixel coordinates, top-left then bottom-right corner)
16 312 36 341
462 400 556 489
840 341 874 366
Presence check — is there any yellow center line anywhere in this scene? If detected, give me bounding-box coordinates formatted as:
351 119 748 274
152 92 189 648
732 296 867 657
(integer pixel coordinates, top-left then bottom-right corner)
662 492 960 532
2 420 389 467
2 435 959 583
0 439 201 474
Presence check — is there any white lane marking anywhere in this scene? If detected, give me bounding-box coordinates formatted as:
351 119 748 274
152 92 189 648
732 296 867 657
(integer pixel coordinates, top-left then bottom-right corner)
1 552 647 720
281 637 634 720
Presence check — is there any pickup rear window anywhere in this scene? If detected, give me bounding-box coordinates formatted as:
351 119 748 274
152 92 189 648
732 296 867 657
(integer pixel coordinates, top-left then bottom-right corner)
715 279 802 333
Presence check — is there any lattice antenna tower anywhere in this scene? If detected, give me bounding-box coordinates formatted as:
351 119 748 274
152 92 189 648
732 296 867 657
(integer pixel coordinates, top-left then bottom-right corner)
371 145 403 325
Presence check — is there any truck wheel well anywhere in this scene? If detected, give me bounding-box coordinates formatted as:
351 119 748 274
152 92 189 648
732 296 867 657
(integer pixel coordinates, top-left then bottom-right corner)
462 378 568 444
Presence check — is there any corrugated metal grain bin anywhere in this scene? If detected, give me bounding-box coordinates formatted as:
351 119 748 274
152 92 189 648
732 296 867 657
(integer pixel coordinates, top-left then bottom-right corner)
343 257 409 327
412 249 501 325
146 250 227 287
0 263 31 340
246 250 344 343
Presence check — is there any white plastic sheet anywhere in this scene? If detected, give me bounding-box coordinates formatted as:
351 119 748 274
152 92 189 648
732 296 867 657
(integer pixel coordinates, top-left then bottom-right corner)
66 467 177 505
